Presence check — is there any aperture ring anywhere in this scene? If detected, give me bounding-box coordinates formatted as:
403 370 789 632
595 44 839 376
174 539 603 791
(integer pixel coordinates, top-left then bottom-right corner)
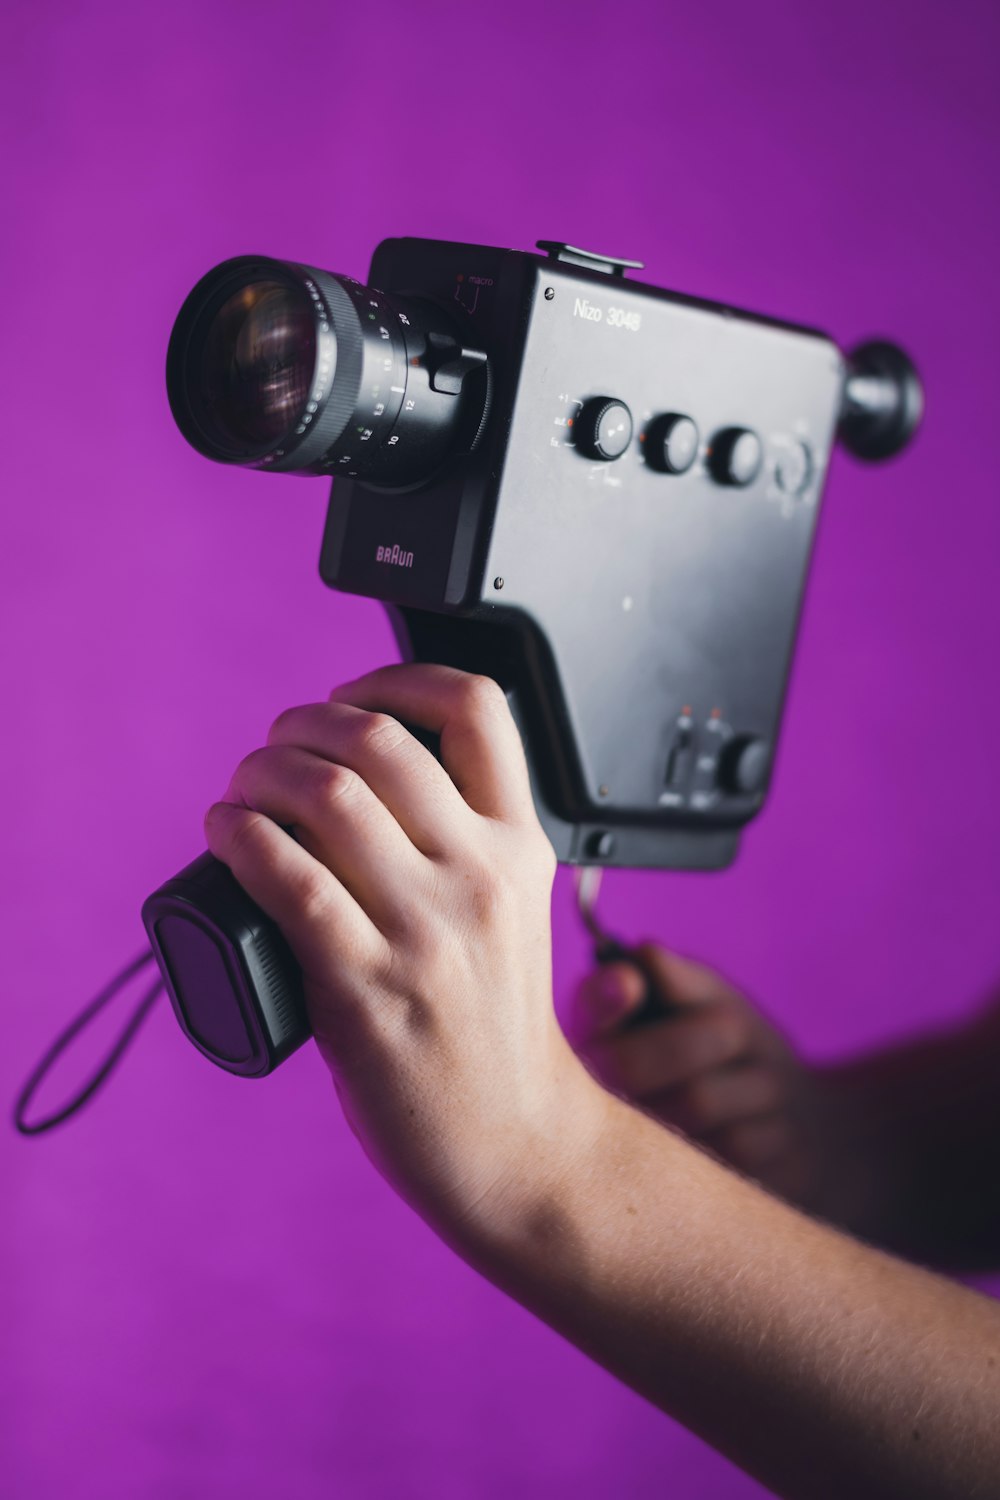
260 267 366 473
306 279 410 477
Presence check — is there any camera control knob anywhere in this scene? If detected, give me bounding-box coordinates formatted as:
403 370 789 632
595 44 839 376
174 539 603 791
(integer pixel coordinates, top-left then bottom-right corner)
644 413 700 474
717 735 770 795
709 427 763 487
774 439 813 497
575 398 633 461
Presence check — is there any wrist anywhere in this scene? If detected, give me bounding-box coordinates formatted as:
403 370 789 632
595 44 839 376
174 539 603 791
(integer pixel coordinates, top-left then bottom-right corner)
447 1048 615 1269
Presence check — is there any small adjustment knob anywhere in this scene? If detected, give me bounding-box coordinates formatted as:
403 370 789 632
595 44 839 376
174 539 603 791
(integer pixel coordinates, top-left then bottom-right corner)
774 439 813 497
575 397 633 461
710 427 763 487
717 736 770 795
644 413 700 475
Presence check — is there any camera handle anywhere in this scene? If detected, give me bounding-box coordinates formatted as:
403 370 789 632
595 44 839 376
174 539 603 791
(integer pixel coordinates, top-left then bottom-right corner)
139 846 675 1089
140 718 447 1077
141 849 309 1077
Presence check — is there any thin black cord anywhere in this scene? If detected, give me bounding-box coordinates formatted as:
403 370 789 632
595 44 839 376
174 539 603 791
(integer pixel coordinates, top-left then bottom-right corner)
13 950 164 1136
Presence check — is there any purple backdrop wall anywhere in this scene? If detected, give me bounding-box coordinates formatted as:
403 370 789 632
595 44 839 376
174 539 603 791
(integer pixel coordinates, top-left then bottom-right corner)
3 1 999 1496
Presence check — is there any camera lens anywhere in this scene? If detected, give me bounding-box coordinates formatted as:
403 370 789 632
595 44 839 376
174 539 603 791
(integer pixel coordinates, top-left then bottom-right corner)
200 281 316 448
167 255 488 488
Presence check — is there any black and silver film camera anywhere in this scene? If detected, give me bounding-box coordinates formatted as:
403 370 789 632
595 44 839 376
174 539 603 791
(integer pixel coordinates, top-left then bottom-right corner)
144 236 922 1076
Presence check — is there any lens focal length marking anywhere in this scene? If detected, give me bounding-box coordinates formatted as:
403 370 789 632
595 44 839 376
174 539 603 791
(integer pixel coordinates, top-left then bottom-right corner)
310 280 410 476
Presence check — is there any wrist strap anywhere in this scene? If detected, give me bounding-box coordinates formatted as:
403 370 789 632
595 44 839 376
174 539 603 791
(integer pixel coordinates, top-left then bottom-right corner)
13 950 163 1136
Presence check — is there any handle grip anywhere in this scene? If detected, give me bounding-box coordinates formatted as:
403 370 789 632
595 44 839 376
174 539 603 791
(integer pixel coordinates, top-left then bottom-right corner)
142 850 310 1076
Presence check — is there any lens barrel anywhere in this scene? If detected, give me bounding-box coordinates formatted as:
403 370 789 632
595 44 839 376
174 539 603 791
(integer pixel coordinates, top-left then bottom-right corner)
167 255 488 488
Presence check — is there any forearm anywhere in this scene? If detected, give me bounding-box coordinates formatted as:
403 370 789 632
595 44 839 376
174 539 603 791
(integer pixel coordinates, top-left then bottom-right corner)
464 1075 1000 1500
813 1016 1000 1266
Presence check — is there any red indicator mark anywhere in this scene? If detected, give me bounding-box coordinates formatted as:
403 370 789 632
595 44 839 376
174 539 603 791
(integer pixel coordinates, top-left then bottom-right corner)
567 418 573 427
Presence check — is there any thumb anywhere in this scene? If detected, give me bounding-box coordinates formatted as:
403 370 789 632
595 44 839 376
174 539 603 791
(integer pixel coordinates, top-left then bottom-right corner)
567 960 651 1045
630 942 730 1009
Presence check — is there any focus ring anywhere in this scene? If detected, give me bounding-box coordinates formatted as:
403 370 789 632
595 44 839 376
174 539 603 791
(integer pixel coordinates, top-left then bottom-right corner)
267 266 366 472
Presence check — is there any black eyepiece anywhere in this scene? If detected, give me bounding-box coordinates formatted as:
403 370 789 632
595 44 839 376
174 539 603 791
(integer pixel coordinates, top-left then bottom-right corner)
167 255 488 488
839 340 923 462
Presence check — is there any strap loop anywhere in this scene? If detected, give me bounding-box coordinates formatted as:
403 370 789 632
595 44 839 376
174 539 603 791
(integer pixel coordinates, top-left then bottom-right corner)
13 950 163 1136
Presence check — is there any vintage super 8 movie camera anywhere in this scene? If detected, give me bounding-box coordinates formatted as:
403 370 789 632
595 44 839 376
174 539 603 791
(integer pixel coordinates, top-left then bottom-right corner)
143 236 922 1076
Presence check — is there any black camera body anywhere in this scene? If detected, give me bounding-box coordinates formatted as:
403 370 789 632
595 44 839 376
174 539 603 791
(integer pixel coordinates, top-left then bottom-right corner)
323 236 848 870
144 236 921 1075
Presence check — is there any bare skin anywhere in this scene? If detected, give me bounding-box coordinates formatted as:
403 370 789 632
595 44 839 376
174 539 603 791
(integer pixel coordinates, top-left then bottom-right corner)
205 664 1000 1500
569 948 1000 1268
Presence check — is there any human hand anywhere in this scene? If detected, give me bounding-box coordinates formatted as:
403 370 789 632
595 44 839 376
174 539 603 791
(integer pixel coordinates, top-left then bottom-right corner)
204 664 604 1246
568 945 833 1206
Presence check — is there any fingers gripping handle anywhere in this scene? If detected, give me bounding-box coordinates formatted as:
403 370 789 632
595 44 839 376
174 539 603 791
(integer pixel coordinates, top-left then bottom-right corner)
143 718 445 1076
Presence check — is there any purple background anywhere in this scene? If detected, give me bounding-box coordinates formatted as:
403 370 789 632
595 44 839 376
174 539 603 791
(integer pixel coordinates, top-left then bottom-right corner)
3 1 999 1495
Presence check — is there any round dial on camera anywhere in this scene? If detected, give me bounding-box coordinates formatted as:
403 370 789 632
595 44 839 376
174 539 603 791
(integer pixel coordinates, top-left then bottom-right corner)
574 398 633 461
709 427 763 487
644 413 700 474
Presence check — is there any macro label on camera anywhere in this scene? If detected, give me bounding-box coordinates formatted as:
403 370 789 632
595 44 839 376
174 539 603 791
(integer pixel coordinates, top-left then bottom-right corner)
375 543 415 569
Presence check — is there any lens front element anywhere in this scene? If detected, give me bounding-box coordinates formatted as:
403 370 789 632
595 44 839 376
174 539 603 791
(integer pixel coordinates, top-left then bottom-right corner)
200 281 316 449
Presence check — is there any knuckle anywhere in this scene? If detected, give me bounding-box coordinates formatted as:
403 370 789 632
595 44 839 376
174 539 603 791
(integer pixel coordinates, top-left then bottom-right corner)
314 760 361 807
458 672 507 719
293 867 336 929
355 710 407 759
237 744 271 781
267 705 303 744
223 808 271 865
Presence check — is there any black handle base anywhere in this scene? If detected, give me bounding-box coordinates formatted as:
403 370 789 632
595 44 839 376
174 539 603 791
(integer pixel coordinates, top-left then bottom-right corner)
142 851 310 1077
